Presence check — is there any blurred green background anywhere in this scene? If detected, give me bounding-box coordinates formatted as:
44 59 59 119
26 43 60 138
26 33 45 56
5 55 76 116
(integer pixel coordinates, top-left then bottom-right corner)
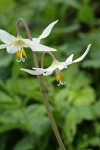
0 0 100 150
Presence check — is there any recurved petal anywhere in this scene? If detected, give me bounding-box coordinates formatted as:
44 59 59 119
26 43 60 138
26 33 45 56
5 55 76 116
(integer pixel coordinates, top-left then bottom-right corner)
32 68 47 74
33 68 54 76
0 30 16 44
7 45 19 53
57 62 66 70
21 67 54 76
43 70 53 76
32 38 40 44
41 65 55 76
29 42 57 51
20 68 44 75
0 43 9 49
65 54 74 65
23 39 57 51
73 44 91 63
38 20 58 39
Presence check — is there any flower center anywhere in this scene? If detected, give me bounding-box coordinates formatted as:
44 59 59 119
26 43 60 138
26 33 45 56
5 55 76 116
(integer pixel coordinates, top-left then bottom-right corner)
55 69 65 86
14 40 25 46
12 39 27 62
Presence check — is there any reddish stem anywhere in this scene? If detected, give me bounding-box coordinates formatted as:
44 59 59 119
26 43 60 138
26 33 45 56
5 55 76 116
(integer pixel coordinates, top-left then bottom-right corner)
16 18 66 150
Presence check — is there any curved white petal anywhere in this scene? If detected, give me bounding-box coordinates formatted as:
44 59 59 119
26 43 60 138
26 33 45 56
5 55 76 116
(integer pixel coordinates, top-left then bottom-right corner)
65 54 74 65
0 43 9 49
0 30 16 44
73 44 91 63
41 65 55 76
38 20 58 39
30 43 57 52
43 70 53 76
7 45 19 53
49 60 64 71
32 38 40 44
23 39 57 51
32 68 46 74
32 43 57 51
31 65 55 76
21 67 53 76
20 68 44 75
32 67 54 76
57 62 66 70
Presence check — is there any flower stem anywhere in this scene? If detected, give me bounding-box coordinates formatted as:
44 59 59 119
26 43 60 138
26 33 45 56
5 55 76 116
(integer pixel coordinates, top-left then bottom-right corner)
41 51 56 68
16 18 66 150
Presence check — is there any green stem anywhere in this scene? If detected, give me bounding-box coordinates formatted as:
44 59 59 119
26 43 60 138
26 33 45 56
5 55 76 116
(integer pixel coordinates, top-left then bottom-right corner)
16 18 66 150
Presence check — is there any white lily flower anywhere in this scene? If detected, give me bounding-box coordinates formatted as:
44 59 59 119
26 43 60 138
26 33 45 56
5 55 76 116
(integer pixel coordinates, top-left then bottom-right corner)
21 44 91 86
0 20 58 62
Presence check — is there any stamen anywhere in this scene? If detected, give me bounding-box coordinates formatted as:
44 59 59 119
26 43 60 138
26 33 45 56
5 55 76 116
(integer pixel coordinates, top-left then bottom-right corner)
22 49 27 58
55 72 65 86
16 49 27 62
16 51 21 58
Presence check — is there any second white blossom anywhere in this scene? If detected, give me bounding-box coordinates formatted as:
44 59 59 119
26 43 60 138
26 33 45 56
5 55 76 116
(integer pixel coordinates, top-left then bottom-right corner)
21 44 91 85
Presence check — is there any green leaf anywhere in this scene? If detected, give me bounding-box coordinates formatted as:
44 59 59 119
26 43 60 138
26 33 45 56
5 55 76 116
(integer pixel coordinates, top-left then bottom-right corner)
94 122 100 135
0 91 14 103
64 65 91 89
0 81 22 107
54 88 69 116
63 107 77 143
14 136 34 150
0 0 16 13
25 105 50 135
82 58 100 68
6 78 41 101
0 80 12 96
0 109 25 126
73 86 95 105
93 100 100 118
0 55 13 67
55 24 80 34
65 0 81 9
76 5 94 26
77 136 100 149
75 105 95 121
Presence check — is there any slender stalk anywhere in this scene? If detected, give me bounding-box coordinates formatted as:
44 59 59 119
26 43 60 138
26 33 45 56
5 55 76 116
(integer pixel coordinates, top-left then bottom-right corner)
41 51 56 68
16 18 66 150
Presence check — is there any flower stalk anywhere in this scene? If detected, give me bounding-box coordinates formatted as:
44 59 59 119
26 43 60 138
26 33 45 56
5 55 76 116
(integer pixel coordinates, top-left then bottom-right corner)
16 18 66 150
41 51 56 68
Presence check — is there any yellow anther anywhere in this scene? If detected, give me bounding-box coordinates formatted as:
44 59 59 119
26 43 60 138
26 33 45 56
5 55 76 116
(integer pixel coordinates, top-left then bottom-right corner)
55 73 64 84
16 49 27 62
55 74 59 81
22 49 27 58
16 51 21 58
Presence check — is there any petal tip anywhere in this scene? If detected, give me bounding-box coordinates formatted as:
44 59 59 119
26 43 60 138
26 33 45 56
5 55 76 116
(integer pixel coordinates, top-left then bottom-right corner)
55 20 59 23
88 44 91 47
20 68 24 71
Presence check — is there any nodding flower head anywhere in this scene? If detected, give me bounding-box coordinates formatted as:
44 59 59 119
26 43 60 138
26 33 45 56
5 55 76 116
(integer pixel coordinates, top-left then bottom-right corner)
21 44 91 86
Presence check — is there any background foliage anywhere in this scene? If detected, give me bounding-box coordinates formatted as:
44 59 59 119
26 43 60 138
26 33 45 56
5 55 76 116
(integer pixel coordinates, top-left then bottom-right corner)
0 0 100 150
